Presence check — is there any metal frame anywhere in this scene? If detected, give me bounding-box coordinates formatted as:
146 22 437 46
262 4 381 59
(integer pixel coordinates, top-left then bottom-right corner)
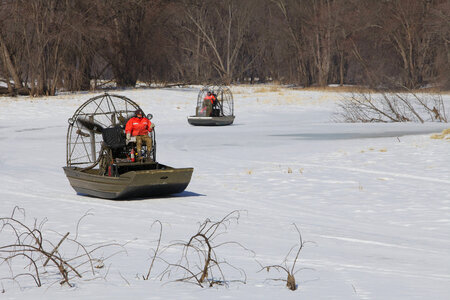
66 93 155 167
195 85 234 117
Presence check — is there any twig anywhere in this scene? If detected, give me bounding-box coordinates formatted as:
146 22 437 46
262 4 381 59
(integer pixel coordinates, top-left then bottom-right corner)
44 232 70 266
144 220 163 280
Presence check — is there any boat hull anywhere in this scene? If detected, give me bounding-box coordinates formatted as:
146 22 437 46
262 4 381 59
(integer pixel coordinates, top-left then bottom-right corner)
187 116 235 126
63 164 193 200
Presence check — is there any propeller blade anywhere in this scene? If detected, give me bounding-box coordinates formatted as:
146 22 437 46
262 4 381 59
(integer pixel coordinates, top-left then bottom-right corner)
76 117 104 134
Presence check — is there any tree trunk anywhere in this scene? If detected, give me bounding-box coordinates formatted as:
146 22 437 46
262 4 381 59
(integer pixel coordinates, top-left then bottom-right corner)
339 49 344 86
0 33 25 91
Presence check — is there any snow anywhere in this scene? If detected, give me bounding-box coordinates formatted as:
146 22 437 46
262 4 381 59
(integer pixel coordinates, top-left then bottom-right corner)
0 86 449 299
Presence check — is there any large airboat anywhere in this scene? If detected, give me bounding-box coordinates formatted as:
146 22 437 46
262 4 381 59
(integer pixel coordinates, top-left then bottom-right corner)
63 93 193 199
187 86 235 126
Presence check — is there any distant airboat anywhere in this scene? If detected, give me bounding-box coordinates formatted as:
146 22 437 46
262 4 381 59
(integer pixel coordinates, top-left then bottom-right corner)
187 86 235 126
63 93 193 199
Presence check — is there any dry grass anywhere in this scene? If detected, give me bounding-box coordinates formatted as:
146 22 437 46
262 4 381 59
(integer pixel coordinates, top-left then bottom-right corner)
430 128 450 140
254 86 282 93
431 134 445 139
231 84 283 94
296 85 373 93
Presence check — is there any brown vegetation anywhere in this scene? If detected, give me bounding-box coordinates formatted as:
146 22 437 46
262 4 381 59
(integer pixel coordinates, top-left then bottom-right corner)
1 207 315 292
155 211 250 287
0 207 124 289
258 223 312 291
0 0 448 96
337 91 448 123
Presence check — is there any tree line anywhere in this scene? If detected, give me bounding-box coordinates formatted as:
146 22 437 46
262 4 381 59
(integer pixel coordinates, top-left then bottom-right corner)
0 0 448 96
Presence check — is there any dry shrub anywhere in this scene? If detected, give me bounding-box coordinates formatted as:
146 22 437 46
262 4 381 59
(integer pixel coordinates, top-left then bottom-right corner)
258 224 312 291
337 91 447 123
0 207 124 290
154 211 251 288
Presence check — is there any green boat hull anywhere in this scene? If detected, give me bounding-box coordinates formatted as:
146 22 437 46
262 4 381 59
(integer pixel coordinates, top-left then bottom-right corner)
187 116 235 126
63 163 193 200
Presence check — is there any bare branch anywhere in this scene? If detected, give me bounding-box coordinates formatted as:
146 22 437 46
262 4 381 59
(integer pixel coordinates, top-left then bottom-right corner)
258 223 311 291
0 208 122 290
149 211 249 288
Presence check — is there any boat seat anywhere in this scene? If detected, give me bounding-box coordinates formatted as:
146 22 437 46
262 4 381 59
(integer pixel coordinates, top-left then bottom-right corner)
102 125 126 149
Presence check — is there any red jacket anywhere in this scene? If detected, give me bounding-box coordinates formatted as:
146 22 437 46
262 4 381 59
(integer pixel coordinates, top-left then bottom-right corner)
125 117 152 136
204 94 216 104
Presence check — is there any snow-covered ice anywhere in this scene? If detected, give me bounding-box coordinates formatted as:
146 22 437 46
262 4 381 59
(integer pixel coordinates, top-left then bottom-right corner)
0 87 449 299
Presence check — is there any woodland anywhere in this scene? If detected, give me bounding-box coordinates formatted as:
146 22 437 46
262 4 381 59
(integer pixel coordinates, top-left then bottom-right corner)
0 0 449 96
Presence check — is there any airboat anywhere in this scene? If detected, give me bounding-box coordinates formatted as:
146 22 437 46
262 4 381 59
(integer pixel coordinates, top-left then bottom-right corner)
63 93 193 199
187 86 235 126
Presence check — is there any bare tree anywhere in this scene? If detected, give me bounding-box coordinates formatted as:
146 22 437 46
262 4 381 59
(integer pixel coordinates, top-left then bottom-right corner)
0 33 26 94
0 0 448 93
345 0 449 89
377 0 438 88
22 0 67 96
93 0 167 88
180 0 257 84
0 2 27 95
426 0 450 89
307 0 338 86
270 0 311 85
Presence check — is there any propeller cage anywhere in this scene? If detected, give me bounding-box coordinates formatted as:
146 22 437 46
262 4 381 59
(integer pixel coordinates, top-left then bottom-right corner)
66 93 148 167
